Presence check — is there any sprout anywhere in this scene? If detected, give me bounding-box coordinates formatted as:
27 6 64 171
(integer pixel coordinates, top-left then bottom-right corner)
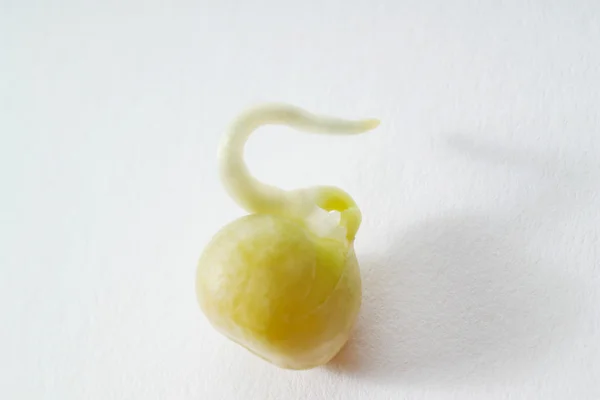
196 103 379 369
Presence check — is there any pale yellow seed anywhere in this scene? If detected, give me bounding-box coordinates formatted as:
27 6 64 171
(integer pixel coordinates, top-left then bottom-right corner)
196 103 378 369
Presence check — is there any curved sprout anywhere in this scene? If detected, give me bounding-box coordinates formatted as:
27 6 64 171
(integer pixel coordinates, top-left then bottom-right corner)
218 103 379 240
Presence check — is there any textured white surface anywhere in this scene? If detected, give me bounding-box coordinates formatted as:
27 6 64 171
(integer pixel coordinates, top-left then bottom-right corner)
1 1 600 399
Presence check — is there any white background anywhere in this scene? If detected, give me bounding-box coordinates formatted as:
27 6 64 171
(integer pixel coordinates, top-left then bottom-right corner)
2 1 600 399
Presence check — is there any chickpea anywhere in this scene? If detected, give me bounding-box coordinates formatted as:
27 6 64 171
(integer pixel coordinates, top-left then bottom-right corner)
196 104 379 369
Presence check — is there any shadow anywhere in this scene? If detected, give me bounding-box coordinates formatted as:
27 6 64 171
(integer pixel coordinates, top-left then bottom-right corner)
328 134 595 385
331 215 579 385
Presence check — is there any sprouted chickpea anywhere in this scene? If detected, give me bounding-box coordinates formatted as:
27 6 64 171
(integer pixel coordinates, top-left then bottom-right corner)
196 103 379 369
